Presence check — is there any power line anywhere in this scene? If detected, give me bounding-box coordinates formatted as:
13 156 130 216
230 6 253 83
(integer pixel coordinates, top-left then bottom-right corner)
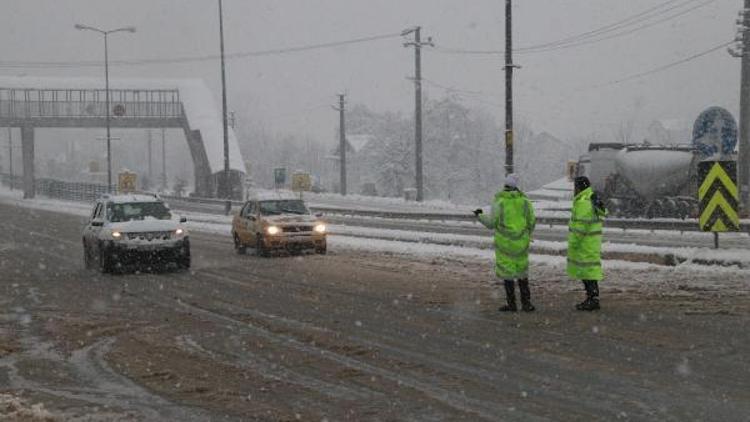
517 0 701 52
518 0 716 54
422 78 509 110
422 78 490 97
432 0 714 56
599 40 733 87
0 32 402 69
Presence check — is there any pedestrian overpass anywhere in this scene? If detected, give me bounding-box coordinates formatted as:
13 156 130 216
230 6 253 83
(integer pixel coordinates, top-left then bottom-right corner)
0 76 246 198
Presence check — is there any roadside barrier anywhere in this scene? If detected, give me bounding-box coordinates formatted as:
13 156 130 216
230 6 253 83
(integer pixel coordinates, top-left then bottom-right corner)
2 175 747 234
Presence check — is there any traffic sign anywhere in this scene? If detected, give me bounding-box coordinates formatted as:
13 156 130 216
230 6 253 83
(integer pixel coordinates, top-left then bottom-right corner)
118 171 137 194
698 161 739 232
113 104 126 117
692 107 738 158
273 167 286 189
291 173 312 192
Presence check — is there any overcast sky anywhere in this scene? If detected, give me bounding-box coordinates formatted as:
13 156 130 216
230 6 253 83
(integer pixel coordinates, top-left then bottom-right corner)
0 0 740 144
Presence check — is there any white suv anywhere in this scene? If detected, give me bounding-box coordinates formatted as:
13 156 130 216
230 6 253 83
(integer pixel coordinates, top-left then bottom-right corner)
82 194 190 272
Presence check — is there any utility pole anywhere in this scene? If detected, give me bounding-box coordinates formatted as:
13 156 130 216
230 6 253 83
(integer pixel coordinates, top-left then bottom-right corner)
403 26 433 202
737 0 750 214
74 24 135 192
7 127 13 191
504 0 516 176
218 0 231 214
160 128 167 192
147 129 153 186
334 94 347 195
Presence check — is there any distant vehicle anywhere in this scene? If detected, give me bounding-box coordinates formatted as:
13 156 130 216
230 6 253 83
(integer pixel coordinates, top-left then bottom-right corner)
576 108 739 219
82 194 190 272
232 192 327 256
576 143 700 218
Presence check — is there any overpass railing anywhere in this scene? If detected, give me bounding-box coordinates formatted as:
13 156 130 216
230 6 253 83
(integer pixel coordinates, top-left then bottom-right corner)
0 88 183 120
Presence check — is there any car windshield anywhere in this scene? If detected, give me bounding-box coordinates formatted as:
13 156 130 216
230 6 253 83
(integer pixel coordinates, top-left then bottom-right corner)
259 200 308 215
107 202 172 222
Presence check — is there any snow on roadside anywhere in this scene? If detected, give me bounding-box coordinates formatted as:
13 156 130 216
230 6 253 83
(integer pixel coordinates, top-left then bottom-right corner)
327 225 750 268
329 233 666 272
0 190 91 218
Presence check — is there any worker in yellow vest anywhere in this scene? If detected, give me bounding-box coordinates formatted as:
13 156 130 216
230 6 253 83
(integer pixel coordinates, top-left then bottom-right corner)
568 176 607 311
475 174 537 312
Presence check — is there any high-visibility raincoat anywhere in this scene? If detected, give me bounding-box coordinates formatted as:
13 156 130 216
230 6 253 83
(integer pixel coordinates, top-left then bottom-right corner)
479 189 536 279
567 187 606 281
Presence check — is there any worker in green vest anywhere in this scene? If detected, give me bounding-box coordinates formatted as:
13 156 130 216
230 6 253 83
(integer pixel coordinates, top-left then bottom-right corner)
474 174 536 312
568 176 607 311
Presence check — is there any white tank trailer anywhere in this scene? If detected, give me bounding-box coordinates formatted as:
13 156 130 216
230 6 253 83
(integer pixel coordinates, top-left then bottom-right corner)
578 108 740 218
577 143 700 218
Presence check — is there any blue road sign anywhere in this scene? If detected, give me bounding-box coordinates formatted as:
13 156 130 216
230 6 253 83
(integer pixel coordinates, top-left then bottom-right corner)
692 107 738 158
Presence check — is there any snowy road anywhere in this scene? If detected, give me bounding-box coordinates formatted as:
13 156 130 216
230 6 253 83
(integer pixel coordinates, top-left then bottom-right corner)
1 203 749 420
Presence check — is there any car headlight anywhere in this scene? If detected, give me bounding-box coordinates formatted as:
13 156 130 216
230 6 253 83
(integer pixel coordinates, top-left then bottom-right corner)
174 228 186 237
314 224 326 234
266 226 280 235
111 231 123 240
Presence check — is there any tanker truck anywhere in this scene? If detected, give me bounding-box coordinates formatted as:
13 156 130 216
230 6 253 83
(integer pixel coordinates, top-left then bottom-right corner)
576 108 739 218
575 107 739 219
575 143 700 218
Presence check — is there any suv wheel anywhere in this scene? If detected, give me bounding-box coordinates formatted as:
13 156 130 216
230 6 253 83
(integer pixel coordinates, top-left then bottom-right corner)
99 244 113 274
233 233 246 255
255 235 269 257
178 240 191 269
83 240 93 269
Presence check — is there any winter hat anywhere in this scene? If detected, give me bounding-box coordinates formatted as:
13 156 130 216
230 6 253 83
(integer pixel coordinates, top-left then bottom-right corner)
574 176 591 191
504 173 519 188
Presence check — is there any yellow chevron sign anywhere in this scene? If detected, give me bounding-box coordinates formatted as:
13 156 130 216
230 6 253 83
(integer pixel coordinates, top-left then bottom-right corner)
698 161 739 232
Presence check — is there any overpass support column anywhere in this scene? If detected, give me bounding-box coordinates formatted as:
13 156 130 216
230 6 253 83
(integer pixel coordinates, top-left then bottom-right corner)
181 124 212 198
21 125 35 199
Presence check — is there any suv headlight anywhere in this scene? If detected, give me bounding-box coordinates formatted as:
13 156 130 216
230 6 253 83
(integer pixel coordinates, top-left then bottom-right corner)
111 230 123 240
174 228 186 237
266 226 280 235
314 224 326 234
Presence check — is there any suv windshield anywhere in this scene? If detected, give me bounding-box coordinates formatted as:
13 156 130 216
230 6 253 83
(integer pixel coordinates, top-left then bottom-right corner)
107 202 172 222
259 200 308 215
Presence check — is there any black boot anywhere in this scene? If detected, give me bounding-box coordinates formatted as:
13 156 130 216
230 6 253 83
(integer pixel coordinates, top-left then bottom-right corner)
576 280 600 311
589 281 600 310
518 278 535 312
499 280 517 312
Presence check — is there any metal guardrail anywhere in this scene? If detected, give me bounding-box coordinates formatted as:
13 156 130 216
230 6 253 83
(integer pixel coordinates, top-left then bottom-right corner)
34 179 111 202
2 179 747 234
0 173 22 190
0 175 110 202
161 194 750 234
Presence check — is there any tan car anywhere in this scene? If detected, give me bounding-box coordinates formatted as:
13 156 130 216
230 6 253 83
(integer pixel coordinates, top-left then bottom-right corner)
232 193 327 256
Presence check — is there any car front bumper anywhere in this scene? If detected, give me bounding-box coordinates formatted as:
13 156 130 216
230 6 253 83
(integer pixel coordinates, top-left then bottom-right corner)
104 238 190 266
264 234 326 250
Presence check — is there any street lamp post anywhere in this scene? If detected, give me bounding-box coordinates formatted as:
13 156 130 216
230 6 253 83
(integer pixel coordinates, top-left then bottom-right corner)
217 0 232 214
74 24 135 193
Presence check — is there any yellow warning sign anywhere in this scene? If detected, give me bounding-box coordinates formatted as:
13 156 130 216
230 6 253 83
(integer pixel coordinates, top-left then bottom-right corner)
698 161 739 232
118 171 137 194
291 173 312 192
